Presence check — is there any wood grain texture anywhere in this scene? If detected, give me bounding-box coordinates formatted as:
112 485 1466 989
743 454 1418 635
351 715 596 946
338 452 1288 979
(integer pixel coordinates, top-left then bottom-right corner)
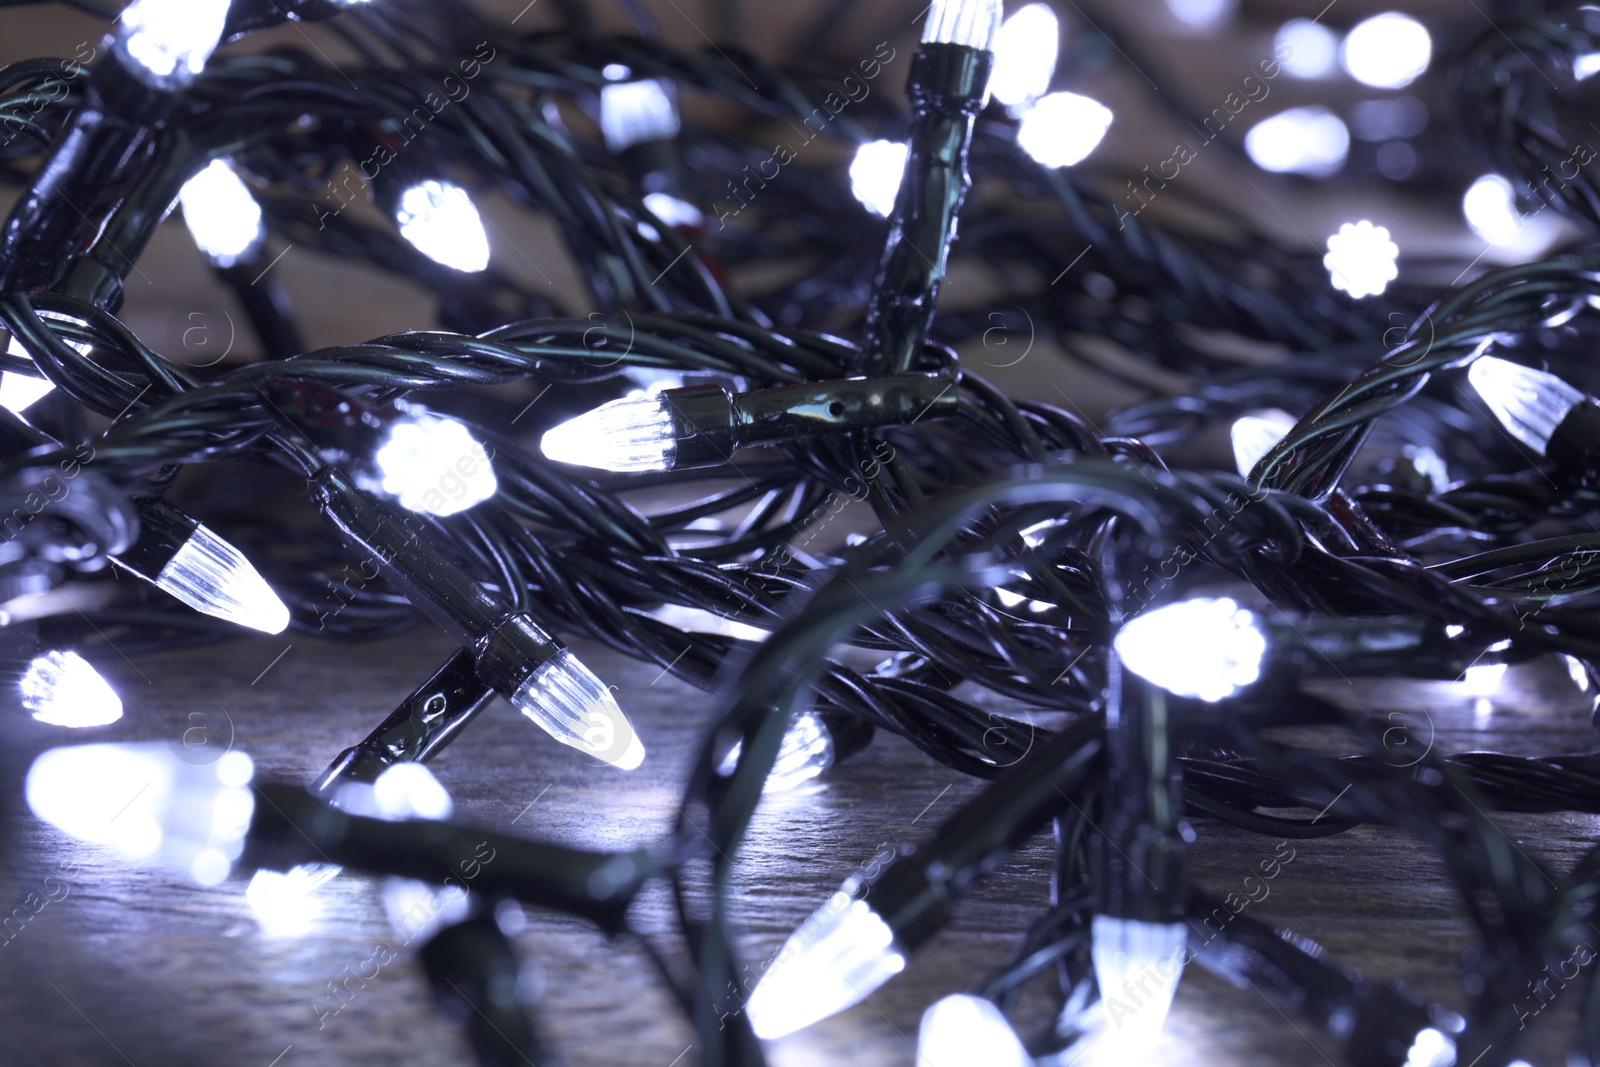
1 629 1595 1067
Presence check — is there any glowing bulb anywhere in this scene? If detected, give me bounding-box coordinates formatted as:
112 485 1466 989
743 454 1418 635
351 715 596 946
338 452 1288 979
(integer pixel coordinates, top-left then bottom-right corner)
1230 410 1296 476
1091 915 1186 1055
541 394 675 473
179 160 264 268
1460 662 1506 697
396 181 490 273
1276 19 1338 78
383 874 471 943
746 891 906 1038
1017 91 1113 168
599 79 680 152
990 4 1059 108
922 0 1003 51
245 866 325 938
1466 355 1585 455
1577 54 1600 80
850 140 909 218
642 192 703 228
1404 1026 1457 1067
25 743 254 885
916 995 1031 1067
1165 0 1235 30
156 523 290 634
1341 13 1432 89
1113 597 1265 702
20 651 122 728
1244 107 1349 176
372 411 498 516
1462 174 1559 258
510 650 645 769
717 711 835 793
1323 221 1398 299
113 0 229 87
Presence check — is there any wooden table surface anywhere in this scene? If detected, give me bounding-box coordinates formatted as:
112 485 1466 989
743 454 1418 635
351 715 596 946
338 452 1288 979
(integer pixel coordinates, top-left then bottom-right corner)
1 625 1595 1067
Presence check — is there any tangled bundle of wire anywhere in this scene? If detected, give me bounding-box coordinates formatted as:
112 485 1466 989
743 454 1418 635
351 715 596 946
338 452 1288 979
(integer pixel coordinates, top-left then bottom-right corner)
10 0 1600 1064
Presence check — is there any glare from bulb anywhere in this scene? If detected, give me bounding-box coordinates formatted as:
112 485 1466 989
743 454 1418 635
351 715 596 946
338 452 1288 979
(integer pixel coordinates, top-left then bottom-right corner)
602 63 631 81
1230 409 1296 476
922 0 1003 51
916 995 1031 1067
1576 54 1600 80
1 337 54 413
511 650 645 769
1466 355 1586 455
1401 444 1450 493
245 866 326 938
1091 915 1186 1056
114 0 229 87
1404 1026 1457 1067
1341 13 1432 89
716 711 835 793
642 192 703 228
599 79 680 152
1165 0 1235 30
1276 20 1337 78
1460 662 1506 697
178 160 264 268
1323 220 1398 299
1462 174 1559 258
541 394 676 473
25 743 254 885
372 411 498 516
383 875 471 943
850 140 909 218
372 762 454 820
1017 91 1114 168
155 522 291 634
989 4 1059 108
20 651 123 728
1566 655 1590 692
648 604 769 643
1244 107 1349 176
1113 597 1265 702
396 181 490 273
746 891 905 1038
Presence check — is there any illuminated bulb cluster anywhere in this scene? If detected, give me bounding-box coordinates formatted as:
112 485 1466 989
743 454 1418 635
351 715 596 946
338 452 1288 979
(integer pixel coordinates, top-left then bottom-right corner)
745 891 905 1038
113 0 230 86
1466 355 1585 455
179 160 265 268
1323 220 1399 299
541 394 675 473
916 995 1031 1067
372 411 499 516
396 181 491 273
511 650 645 769
1113 597 1266 702
1245 107 1349 177
716 711 835 794
157 523 292 635
20 651 123 728
26 743 255 886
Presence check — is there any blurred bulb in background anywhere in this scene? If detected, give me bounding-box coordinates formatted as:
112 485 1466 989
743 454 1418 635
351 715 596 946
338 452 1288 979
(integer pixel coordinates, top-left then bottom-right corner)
849 141 909 218
1276 20 1337 78
1244 107 1349 176
1017 92 1114 168
1462 174 1561 258
1341 12 1432 89
1323 221 1398 299
396 181 491 273
989 4 1059 109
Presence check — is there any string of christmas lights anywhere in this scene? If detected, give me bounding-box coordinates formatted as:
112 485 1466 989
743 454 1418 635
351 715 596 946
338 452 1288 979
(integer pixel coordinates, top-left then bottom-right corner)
7 0 1600 1064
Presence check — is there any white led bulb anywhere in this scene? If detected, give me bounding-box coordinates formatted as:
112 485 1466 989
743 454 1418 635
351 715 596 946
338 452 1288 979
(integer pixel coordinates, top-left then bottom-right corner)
372 411 498 516
599 79 680 153
1467 355 1586 455
1091 915 1187 1055
922 0 1004 51
916 994 1031 1067
179 160 265 267
1113 597 1266 702
1324 220 1398 299
849 140 909 218
989 4 1059 108
746 890 906 1038
114 0 231 88
20 651 123 728
511 650 645 770
1230 410 1296 476
156 523 291 634
541 394 676 473
716 711 835 794
1017 91 1114 169
396 181 490 273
